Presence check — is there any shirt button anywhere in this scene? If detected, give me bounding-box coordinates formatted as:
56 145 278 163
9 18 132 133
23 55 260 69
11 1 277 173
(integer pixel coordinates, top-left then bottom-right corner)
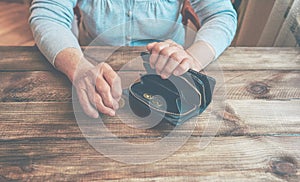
127 10 132 17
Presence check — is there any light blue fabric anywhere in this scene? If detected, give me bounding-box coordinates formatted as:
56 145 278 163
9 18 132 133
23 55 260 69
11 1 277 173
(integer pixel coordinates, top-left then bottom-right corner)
29 0 237 65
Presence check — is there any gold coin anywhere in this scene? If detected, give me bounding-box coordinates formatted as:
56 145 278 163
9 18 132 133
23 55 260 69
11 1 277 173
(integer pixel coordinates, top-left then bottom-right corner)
118 97 125 108
143 93 153 100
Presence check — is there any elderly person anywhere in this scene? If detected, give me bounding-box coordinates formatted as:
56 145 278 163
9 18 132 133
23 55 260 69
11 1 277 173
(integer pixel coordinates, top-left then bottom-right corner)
29 0 237 118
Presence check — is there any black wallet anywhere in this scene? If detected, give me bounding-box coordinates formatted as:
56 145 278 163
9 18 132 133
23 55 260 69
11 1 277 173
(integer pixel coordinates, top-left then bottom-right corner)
128 52 216 125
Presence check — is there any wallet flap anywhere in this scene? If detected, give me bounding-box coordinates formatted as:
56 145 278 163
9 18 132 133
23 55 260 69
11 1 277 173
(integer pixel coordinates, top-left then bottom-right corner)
128 52 216 125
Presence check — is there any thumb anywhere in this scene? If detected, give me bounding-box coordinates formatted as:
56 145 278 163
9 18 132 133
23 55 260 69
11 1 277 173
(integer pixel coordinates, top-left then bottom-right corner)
146 42 157 51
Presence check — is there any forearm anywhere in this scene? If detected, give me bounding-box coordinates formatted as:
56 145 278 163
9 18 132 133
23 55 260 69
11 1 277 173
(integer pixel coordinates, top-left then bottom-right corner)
186 40 215 70
191 0 237 60
54 48 93 83
29 0 80 66
195 14 237 59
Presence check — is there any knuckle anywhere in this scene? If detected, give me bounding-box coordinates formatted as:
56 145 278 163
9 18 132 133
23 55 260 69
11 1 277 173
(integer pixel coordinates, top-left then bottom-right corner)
99 62 106 67
99 62 110 70
98 84 110 93
176 65 186 73
153 43 165 52
96 103 105 113
103 97 114 108
169 52 181 62
111 73 121 83
96 104 110 115
95 96 104 109
179 63 188 71
160 48 171 56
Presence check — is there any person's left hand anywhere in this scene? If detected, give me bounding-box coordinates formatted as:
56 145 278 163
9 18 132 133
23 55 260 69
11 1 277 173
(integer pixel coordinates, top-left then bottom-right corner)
146 39 202 79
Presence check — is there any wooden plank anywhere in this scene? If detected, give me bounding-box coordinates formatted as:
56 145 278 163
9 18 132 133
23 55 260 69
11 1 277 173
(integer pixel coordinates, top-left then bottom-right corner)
0 47 299 71
0 46 54 71
0 136 299 181
0 71 72 102
217 47 300 71
222 70 300 100
1 70 299 102
0 99 299 140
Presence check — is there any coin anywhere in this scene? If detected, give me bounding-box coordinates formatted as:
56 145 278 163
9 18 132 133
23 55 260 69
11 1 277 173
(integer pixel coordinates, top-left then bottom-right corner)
118 97 125 108
143 93 153 100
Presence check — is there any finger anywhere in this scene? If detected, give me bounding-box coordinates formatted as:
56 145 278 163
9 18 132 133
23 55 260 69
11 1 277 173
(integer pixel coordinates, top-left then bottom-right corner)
95 74 119 110
84 77 117 116
165 39 183 49
146 42 157 51
76 86 99 118
165 39 176 44
160 52 185 79
102 65 122 100
149 42 169 69
173 58 191 76
155 47 178 76
94 93 116 116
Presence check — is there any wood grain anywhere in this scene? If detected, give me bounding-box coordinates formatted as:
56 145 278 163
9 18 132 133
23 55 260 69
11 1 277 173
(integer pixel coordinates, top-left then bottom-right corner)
1 70 299 102
0 46 299 71
0 136 299 181
0 47 299 181
0 99 299 140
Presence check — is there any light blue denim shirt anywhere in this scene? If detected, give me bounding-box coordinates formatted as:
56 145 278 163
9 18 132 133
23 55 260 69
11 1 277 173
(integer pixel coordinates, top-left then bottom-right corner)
29 0 237 65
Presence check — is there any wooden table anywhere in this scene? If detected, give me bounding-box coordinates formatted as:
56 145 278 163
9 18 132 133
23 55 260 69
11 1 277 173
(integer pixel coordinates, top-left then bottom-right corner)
0 46 299 181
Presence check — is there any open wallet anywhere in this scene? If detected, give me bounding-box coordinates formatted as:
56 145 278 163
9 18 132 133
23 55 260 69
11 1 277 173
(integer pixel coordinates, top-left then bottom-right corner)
127 52 216 125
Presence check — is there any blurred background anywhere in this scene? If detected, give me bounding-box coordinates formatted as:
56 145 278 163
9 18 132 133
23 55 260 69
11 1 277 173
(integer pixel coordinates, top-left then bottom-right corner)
0 0 299 47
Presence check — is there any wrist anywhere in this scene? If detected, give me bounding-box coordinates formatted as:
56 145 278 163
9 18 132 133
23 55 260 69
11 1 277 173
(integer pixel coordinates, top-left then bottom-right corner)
54 48 93 83
186 40 216 70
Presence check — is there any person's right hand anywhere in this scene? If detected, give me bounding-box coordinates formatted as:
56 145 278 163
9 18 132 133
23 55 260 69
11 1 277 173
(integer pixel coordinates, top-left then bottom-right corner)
73 62 122 118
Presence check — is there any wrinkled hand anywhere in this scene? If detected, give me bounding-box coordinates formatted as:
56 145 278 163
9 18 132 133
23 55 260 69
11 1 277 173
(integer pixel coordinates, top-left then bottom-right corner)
74 62 122 118
146 39 201 79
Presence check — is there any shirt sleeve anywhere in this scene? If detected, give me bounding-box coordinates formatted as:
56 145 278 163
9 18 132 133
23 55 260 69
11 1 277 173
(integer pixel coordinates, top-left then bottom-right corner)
29 0 80 66
191 0 237 58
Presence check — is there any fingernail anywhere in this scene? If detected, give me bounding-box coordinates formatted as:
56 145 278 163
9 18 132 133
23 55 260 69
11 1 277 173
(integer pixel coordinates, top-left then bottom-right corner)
161 74 168 79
